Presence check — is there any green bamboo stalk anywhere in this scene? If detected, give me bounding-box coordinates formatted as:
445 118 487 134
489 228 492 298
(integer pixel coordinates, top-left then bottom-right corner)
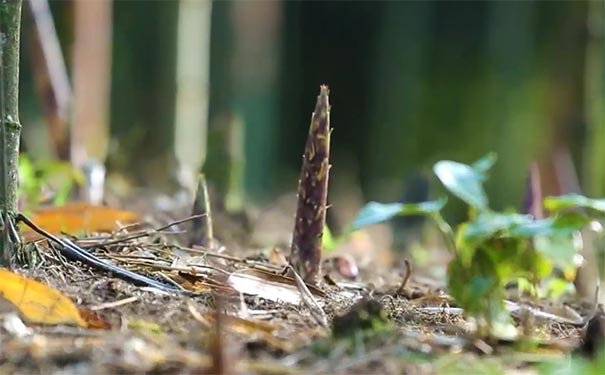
583 0 605 198
174 0 212 194
289 86 331 284
27 0 71 160
0 0 23 267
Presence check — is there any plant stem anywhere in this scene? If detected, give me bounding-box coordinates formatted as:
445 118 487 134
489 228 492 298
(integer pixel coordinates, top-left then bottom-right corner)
431 212 457 255
290 85 331 284
0 0 23 267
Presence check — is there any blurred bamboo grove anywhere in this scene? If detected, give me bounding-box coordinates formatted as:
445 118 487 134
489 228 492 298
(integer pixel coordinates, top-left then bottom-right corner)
17 0 604 221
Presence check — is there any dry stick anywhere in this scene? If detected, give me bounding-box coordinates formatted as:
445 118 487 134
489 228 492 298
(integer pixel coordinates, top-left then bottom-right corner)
289 85 332 284
288 265 328 328
89 296 138 311
209 293 231 375
189 174 214 248
80 213 206 249
395 258 412 295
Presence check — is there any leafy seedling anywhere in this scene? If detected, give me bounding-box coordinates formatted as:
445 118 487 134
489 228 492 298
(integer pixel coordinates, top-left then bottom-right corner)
352 152 605 339
433 153 605 338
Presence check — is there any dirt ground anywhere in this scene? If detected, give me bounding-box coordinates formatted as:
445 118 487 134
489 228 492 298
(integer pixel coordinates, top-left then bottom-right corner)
0 197 602 375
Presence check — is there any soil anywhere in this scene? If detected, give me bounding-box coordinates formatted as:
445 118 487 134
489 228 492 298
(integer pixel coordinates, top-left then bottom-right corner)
0 195 602 375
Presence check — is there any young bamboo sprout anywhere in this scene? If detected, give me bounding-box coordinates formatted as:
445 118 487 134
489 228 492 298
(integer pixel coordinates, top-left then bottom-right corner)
189 174 214 249
289 85 331 284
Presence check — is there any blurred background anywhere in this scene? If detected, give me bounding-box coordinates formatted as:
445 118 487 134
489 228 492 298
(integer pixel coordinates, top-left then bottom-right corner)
17 0 604 225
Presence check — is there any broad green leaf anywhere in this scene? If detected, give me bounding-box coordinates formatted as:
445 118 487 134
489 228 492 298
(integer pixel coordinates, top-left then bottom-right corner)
351 197 447 231
460 212 532 244
509 213 590 238
544 194 605 213
434 159 489 210
534 232 582 270
471 152 497 174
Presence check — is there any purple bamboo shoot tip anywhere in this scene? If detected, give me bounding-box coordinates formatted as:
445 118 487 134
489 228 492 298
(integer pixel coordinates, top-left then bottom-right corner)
289 85 331 284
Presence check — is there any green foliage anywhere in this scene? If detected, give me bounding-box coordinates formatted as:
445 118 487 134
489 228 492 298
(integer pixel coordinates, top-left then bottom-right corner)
321 225 336 254
544 194 605 213
324 197 447 255
434 154 603 338
538 352 605 375
351 197 447 231
353 152 604 339
433 153 495 210
18 155 84 209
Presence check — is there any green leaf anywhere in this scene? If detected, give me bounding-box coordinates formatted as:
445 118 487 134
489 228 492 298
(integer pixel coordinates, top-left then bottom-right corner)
544 194 605 213
322 225 336 253
351 197 447 231
541 278 574 300
434 157 491 210
534 233 582 270
461 212 532 244
509 213 590 238
471 152 497 174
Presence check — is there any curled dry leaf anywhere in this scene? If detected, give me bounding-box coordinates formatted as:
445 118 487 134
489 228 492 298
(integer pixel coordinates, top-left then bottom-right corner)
227 268 324 305
20 202 140 241
269 248 288 267
0 269 102 328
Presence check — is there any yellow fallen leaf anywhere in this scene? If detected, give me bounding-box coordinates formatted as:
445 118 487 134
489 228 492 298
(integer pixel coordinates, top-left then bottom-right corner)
0 269 87 327
20 202 140 242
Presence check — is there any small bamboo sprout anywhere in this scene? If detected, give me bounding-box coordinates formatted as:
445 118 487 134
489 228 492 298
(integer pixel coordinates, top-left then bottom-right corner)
189 174 214 248
289 85 331 284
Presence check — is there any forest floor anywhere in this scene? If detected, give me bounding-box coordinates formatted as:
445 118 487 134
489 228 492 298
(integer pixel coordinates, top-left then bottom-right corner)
0 193 603 375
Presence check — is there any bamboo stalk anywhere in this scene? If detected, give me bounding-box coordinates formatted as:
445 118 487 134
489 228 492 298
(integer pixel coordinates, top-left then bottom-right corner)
71 0 112 204
27 0 71 160
174 0 212 194
0 0 23 267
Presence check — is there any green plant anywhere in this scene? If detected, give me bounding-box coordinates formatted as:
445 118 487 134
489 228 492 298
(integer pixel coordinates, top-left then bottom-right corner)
18 155 84 210
353 153 605 338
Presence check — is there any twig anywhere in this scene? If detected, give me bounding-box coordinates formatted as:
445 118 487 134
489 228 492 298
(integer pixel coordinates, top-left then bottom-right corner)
288 265 328 328
80 213 206 249
89 296 138 311
395 258 412 295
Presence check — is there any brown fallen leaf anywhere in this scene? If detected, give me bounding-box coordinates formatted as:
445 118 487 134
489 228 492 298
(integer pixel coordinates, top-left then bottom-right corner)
20 202 140 241
199 311 294 353
0 269 87 327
